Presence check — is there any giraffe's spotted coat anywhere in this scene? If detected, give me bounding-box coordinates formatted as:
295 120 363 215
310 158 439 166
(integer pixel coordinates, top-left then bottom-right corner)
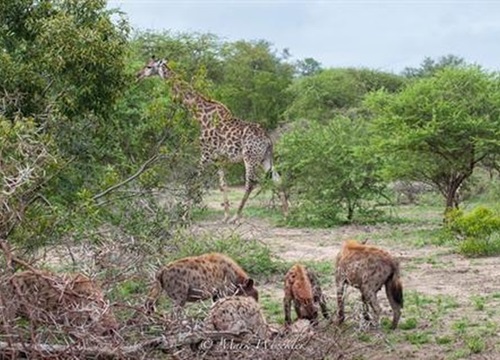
137 57 288 222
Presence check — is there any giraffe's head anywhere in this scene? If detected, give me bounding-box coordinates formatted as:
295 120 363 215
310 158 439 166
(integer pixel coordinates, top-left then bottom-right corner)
136 56 174 81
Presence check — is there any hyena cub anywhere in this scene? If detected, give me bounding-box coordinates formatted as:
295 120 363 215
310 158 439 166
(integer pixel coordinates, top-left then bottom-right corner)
0 270 118 335
205 296 273 339
145 253 258 313
335 240 403 329
283 263 329 325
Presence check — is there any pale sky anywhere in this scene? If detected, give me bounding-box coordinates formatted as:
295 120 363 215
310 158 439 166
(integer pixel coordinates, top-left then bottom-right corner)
107 0 500 73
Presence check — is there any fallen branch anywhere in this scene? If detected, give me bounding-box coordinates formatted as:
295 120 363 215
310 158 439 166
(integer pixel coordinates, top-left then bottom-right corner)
0 240 38 273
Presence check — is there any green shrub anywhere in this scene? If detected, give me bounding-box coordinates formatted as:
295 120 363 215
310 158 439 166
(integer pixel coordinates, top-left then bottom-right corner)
168 233 287 278
445 206 500 257
458 232 500 257
276 117 388 227
447 206 500 239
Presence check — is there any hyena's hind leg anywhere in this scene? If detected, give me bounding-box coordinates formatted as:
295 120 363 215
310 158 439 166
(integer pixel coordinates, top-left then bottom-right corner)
283 288 294 325
361 293 371 322
319 296 330 320
309 270 330 320
362 288 382 327
335 279 347 325
144 280 162 315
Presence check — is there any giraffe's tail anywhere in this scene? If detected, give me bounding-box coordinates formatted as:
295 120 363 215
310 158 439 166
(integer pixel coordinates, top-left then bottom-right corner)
263 144 281 183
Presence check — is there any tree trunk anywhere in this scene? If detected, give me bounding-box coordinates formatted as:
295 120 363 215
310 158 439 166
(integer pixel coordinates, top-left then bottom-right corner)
443 175 466 222
347 203 354 222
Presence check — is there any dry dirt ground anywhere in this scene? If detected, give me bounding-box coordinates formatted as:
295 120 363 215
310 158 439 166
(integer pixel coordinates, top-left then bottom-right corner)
192 187 500 360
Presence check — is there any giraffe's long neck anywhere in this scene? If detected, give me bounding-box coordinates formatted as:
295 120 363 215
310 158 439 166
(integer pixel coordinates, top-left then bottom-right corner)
166 70 233 129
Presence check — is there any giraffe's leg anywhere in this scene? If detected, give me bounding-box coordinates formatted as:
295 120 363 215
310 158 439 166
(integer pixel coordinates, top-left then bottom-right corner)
229 162 256 223
218 168 230 223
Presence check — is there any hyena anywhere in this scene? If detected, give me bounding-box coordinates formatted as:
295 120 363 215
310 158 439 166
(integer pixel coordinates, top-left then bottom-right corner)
283 264 329 325
335 240 403 329
0 270 118 335
205 296 272 339
145 253 258 313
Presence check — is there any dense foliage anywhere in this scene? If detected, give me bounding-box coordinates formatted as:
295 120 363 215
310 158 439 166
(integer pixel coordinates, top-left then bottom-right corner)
277 117 387 226
1 0 499 248
366 66 500 213
1 0 133 246
285 68 406 121
444 206 500 257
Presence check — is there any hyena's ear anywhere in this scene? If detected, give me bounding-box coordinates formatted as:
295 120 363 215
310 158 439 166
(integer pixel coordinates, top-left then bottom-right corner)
243 278 259 302
244 278 255 289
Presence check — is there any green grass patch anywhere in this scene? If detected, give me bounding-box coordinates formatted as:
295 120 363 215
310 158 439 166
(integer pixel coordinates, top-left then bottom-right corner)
260 293 284 324
357 333 372 343
112 278 146 299
369 226 444 248
435 335 453 345
465 335 486 354
300 260 334 277
399 317 418 330
405 331 431 345
470 295 486 311
452 318 470 336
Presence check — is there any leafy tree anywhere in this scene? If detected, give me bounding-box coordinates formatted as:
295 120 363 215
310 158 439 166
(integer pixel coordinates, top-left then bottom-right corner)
0 0 145 246
0 0 130 119
131 31 224 86
285 68 405 121
276 117 386 226
402 54 466 79
366 66 500 214
295 57 323 77
217 39 295 129
0 118 58 242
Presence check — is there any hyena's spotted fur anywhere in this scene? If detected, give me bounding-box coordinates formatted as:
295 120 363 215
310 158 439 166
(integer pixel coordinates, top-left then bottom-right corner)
335 240 403 329
145 253 258 313
0 270 118 335
205 296 272 339
283 264 329 325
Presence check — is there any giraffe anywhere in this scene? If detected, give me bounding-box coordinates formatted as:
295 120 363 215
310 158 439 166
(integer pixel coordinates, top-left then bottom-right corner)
136 56 288 223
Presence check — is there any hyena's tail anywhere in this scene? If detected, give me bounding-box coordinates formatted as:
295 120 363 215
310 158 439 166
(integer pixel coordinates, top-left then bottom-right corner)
385 261 403 329
262 143 281 183
386 263 404 308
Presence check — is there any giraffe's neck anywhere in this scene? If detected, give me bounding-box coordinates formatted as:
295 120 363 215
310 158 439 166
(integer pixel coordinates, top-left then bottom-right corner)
168 75 233 129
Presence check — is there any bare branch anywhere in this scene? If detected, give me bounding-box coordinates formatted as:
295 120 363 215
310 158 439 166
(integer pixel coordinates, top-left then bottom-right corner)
92 154 163 202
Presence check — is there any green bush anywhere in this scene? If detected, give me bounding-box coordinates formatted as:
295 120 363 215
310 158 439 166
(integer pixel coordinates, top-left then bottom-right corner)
447 206 500 238
168 233 287 278
445 206 500 257
276 116 387 227
458 233 500 257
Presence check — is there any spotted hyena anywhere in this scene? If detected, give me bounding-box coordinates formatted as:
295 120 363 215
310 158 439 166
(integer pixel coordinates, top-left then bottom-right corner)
335 240 403 329
145 253 258 313
0 270 118 335
205 296 273 339
283 264 329 325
